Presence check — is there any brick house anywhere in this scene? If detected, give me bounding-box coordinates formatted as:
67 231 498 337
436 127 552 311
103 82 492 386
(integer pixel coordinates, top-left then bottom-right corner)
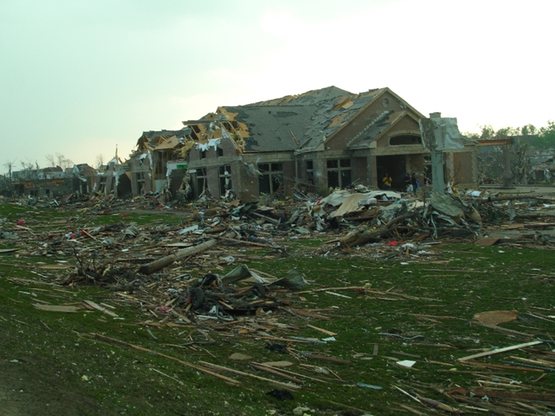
130 86 477 200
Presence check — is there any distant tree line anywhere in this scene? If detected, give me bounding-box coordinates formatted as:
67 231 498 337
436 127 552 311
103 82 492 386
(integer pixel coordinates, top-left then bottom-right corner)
466 121 555 150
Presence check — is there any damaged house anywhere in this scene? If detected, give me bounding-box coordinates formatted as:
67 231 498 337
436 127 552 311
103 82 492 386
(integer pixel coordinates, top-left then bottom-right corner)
184 86 478 200
129 129 191 196
12 165 98 198
96 155 132 198
130 86 477 201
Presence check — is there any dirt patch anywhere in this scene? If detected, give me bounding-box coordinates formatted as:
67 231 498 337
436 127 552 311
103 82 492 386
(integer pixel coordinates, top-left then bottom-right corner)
0 358 104 416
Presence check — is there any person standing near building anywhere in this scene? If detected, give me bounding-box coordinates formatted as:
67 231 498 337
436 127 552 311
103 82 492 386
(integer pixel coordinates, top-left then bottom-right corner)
411 173 418 194
403 173 411 192
382 173 392 189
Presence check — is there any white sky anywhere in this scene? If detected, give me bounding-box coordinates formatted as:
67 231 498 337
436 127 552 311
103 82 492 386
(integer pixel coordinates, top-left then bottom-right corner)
1 0 553 172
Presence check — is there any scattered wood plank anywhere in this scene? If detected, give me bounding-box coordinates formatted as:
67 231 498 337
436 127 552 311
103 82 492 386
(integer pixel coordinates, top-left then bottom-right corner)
301 352 351 364
250 363 303 384
216 236 279 249
83 300 119 318
458 340 543 362
8 277 61 287
307 324 337 337
475 237 501 246
397 403 428 415
33 303 80 313
460 361 544 373
253 362 329 384
80 229 97 241
0 248 19 254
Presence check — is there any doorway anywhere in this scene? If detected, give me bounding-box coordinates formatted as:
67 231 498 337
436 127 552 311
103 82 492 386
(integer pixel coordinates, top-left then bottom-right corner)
377 155 406 190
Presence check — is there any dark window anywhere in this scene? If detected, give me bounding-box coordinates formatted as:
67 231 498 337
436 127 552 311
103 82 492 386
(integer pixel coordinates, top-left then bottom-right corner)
327 159 338 169
217 147 224 157
219 165 232 195
200 150 207 159
340 169 352 186
258 163 283 195
390 135 422 145
155 151 170 178
327 158 352 188
328 171 339 188
306 160 314 184
196 168 207 195
136 172 146 194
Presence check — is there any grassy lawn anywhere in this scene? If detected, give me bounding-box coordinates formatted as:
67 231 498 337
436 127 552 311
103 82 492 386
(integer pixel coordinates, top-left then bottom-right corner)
0 202 554 415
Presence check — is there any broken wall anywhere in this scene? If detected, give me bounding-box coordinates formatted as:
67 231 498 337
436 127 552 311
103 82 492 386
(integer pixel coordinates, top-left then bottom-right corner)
450 150 477 186
128 156 153 196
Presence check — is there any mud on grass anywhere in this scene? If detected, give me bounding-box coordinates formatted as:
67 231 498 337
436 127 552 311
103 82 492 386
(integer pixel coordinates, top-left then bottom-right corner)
0 204 554 415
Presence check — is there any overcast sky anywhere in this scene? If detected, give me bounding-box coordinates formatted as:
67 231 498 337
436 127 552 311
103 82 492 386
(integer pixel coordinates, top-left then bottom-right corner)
1 0 553 172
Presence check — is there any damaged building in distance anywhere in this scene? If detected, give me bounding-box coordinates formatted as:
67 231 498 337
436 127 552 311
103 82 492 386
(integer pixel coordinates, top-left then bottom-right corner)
129 86 477 200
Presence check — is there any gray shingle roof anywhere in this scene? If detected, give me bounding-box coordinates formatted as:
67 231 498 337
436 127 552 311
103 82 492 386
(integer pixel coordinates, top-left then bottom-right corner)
219 86 386 152
222 105 316 152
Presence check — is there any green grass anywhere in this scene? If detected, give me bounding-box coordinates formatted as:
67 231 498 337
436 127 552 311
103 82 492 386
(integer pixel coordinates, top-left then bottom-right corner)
0 202 554 415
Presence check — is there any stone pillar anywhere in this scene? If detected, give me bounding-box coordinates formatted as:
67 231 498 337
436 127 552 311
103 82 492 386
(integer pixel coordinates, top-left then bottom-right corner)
313 156 327 194
445 152 455 184
368 155 378 188
431 150 445 193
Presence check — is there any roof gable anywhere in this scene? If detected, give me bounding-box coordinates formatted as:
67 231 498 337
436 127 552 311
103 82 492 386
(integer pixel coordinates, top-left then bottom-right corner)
348 111 422 150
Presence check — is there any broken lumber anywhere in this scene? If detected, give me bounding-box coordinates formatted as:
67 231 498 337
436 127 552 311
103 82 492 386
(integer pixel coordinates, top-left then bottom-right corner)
339 212 413 247
33 303 80 313
216 235 278 249
83 300 118 318
138 239 216 275
252 362 329 384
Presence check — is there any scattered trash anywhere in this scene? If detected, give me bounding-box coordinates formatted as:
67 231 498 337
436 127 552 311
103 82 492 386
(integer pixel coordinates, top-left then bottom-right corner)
396 360 416 369
473 310 518 327
356 382 383 390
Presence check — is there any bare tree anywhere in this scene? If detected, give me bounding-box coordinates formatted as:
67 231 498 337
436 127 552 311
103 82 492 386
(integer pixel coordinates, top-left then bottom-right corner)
45 154 56 167
95 154 105 168
20 161 34 170
18 160 35 179
3 161 14 179
55 153 73 170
